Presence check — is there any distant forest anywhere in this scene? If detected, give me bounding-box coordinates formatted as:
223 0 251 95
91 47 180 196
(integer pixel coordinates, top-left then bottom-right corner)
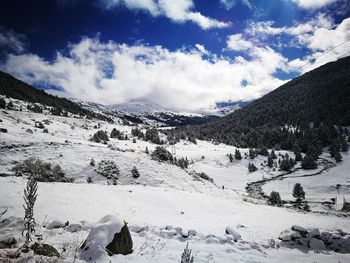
173 56 350 155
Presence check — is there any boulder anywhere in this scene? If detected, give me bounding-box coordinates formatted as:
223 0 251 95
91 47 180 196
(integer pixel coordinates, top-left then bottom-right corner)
80 215 133 261
278 229 293 242
30 243 60 257
45 219 68 230
0 235 17 249
309 228 321 237
292 225 308 235
225 226 241 242
0 128 7 133
308 238 326 251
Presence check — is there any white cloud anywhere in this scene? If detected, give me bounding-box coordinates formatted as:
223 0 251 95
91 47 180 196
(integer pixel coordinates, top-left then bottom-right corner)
0 37 287 111
98 0 230 29
246 13 333 39
226 34 254 51
195 44 209 55
287 17 350 73
292 0 338 9
220 0 254 10
0 28 27 53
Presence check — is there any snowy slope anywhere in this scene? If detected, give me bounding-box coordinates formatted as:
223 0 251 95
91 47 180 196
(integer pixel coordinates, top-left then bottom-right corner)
1 104 350 262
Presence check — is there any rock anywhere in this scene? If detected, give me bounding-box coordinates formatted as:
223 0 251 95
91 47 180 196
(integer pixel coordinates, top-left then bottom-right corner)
291 225 308 235
26 129 33 134
66 223 82 233
309 228 321 237
308 238 326 251
278 229 293 241
188 229 197 237
0 128 7 133
339 238 350 253
30 243 60 257
45 219 68 229
181 229 189 238
80 215 133 261
0 235 17 249
225 226 241 242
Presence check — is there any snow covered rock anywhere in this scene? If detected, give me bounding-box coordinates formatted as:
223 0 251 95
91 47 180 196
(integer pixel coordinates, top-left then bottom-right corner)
225 226 241 242
291 225 308 236
80 215 133 261
278 229 293 241
308 238 327 251
0 235 16 248
65 223 82 233
309 228 321 237
45 218 68 230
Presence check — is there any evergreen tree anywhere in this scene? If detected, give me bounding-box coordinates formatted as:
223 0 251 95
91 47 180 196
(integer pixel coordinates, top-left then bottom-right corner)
268 191 282 206
234 149 242 160
131 166 140 178
341 136 349 152
301 154 317 169
145 146 149 154
294 150 303 162
270 150 277 159
248 163 258 172
334 151 342 162
229 153 234 162
7 100 14 109
249 149 255 159
22 177 38 250
292 183 305 204
90 158 95 166
267 156 273 168
0 98 6 109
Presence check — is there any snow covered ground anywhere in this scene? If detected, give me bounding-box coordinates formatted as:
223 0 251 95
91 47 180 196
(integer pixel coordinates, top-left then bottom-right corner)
1 106 350 262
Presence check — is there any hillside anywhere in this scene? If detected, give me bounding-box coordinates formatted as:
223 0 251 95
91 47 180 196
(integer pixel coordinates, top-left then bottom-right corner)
0 71 112 122
179 56 350 150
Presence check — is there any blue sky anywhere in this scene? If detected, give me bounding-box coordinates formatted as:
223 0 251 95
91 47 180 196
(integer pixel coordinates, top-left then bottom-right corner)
0 0 349 111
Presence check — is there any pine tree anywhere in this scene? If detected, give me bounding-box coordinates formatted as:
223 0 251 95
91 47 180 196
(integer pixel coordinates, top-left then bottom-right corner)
0 98 6 109
248 163 258 172
292 183 305 204
249 149 255 159
131 166 140 178
145 146 149 154
301 154 317 169
294 150 302 162
229 153 233 162
90 158 95 166
22 177 38 250
268 191 282 206
234 149 242 160
334 151 342 162
270 150 277 159
267 156 273 168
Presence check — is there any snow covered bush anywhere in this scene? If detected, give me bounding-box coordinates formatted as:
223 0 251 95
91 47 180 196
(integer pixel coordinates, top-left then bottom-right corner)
180 243 194 263
12 158 72 182
151 146 173 163
131 166 140 178
96 160 120 180
22 177 38 250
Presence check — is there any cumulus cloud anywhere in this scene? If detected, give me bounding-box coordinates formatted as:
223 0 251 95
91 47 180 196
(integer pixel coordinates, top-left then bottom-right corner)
97 0 230 29
0 37 287 111
0 28 27 53
292 0 338 9
220 0 254 10
287 17 350 73
226 34 254 51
